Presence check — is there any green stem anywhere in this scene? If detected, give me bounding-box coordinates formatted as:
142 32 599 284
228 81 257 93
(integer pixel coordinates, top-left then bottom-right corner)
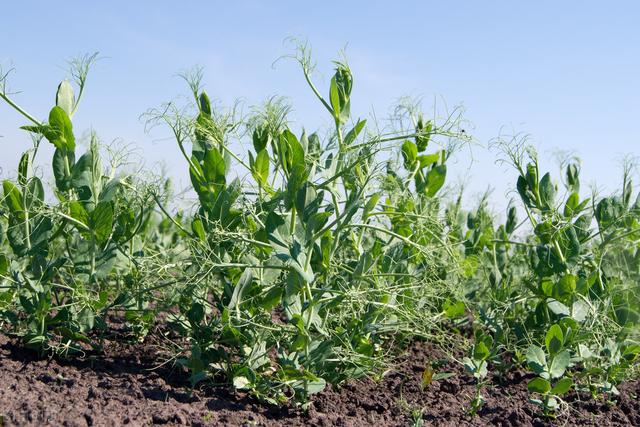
290 208 296 234
0 92 42 126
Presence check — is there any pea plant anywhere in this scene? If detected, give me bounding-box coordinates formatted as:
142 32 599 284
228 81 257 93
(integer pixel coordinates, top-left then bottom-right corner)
525 325 573 415
144 45 469 403
457 137 640 415
1 46 638 415
0 55 160 355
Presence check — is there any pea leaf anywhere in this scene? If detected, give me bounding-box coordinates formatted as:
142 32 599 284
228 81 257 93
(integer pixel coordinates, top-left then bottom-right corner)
425 165 447 197
202 147 226 189
52 148 75 192
528 377 551 394
56 80 75 115
266 212 314 283
556 274 576 299
47 106 75 151
566 163 580 192
443 299 466 319
343 119 366 147
417 153 439 169
564 191 580 217
228 269 254 311
18 152 29 186
526 345 547 374
551 377 572 396
329 76 341 119
91 201 114 244
69 201 90 227
251 149 270 186
191 217 206 241
362 193 380 221
473 341 490 361
545 324 564 356
2 181 24 219
0 254 8 276
505 205 518 234
304 377 327 395
539 173 556 210
25 178 45 211
401 140 417 169
549 349 570 378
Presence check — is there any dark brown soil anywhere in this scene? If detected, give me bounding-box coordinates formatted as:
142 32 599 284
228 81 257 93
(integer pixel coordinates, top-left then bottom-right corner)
0 329 638 427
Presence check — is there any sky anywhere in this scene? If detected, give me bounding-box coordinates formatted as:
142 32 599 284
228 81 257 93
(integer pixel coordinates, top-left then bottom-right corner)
1 1 639 212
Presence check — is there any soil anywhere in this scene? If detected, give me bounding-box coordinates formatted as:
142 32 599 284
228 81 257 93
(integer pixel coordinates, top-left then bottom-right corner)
0 327 638 427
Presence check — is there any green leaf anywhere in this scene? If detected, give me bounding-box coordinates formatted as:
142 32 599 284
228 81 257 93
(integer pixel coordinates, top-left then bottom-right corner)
91 201 114 244
417 153 439 169
285 164 309 210
199 91 212 116
47 106 75 151
191 217 206 241
401 140 418 169
228 269 253 311
56 80 75 115
564 192 580 217
571 299 589 322
77 307 95 332
284 129 306 171
551 377 572 396
525 163 539 195
69 201 90 227
473 341 490 361
528 377 551 394
266 212 314 283
547 299 570 316
2 181 24 219
233 376 251 390
556 274 576 299
329 75 341 119
252 125 270 152
343 119 366 147
25 178 45 211
202 147 226 189
415 117 432 151
595 197 622 229
251 149 270 186
425 164 447 197
505 205 518 234
99 179 120 202
52 148 74 192
549 349 570 378
305 377 326 395
517 175 534 208
18 152 29 186
539 172 556 210
545 324 564 356
526 345 547 374
566 163 580 192
443 299 466 318
71 152 95 201
259 287 283 311
0 254 8 276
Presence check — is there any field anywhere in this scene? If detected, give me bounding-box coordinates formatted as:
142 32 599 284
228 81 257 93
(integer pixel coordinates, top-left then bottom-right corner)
0 48 639 426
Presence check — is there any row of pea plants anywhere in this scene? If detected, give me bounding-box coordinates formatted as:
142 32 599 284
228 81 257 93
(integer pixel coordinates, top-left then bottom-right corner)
0 49 638 414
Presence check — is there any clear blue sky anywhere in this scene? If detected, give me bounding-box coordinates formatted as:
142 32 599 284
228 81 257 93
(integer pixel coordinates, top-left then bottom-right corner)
1 1 638 210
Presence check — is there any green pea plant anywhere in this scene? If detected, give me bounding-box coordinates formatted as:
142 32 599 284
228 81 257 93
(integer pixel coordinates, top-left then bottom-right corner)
0 54 161 355
1 45 638 418
145 44 470 404
456 137 640 416
525 324 573 415
462 331 494 414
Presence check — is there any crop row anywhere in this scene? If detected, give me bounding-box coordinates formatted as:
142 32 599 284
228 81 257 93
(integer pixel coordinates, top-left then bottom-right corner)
0 48 638 416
